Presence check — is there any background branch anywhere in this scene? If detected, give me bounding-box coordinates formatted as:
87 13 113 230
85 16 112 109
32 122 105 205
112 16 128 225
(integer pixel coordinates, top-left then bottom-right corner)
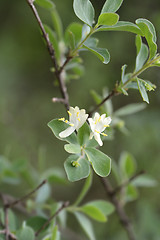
26 0 69 110
100 177 136 240
35 201 69 237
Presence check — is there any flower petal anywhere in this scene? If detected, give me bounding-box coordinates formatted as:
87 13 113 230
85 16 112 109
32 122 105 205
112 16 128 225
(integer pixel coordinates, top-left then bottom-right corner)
59 126 75 138
94 133 103 146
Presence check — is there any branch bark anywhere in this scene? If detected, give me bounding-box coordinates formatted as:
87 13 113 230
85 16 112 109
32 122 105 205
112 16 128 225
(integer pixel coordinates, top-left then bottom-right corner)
100 177 136 240
26 0 69 110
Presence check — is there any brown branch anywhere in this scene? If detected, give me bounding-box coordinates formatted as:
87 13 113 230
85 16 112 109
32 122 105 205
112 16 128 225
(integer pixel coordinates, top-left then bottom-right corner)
26 0 69 110
35 201 69 237
112 170 145 196
5 180 47 209
88 89 119 117
100 177 136 240
59 55 73 74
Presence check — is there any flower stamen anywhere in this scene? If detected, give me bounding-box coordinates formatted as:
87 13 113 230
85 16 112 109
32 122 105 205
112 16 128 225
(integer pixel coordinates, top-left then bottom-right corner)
67 111 72 116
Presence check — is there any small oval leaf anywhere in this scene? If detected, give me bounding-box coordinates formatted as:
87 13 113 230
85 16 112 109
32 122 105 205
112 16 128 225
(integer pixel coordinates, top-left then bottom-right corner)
98 13 119 26
64 155 90 182
73 0 95 27
85 148 111 177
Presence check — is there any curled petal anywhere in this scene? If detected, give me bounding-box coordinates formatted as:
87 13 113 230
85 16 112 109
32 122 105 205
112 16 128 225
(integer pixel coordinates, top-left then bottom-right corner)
59 126 75 138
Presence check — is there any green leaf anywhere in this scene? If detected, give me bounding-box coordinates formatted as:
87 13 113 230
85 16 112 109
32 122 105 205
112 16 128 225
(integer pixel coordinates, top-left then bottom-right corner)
74 172 93 206
136 18 157 59
135 35 142 55
83 39 110 64
51 225 60 240
51 8 63 40
96 21 143 35
137 79 149 104
98 13 119 26
125 184 139 202
101 0 123 13
0 209 17 231
121 64 127 83
74 212 96 240
73 0 95 27
35 0 55 9
86 200 115 216
36 182 51 203
26 216 48 232
42 168 67 184
132 175 157 187
64 144 81 154
65 23 82 47
48 119 77 144
43 25 60 60
64 155 90 182
77 122 90 146
85 148 111 177
119 151 136 179
114 103 146 117
135 36 148 71
80 205 107 222
18 226 35 240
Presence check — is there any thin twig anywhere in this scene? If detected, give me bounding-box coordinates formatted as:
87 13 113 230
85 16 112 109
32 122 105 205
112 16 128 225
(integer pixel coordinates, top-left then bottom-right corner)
35 201 69 237
112 170 145 196
5 180 47 209
52 97 67 104
88 89 118 117
59 55 73 74
26 0 69 110
100 177 136 240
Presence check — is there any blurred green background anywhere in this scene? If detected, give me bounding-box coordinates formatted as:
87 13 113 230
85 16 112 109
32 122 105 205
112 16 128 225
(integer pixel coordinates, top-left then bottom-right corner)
0 0 160 239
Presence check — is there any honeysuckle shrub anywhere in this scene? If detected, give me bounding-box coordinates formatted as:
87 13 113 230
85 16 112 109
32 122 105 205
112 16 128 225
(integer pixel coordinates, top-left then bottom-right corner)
0 0 159 240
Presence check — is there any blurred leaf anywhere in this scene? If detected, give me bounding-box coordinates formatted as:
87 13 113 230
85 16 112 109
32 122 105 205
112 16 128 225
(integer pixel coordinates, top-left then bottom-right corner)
64 144 81 154
98 13 119 26
87 200 115 216
121 64 128 83
137 78 149 104
42 168 67 184
119 151 136 179
64 155 90 182
80 205 107 222
74 212 96 240
51 8 63 40
65 23 82 47
35 0 55 9
135 36 148 71
73 0 95 27
114 103 146 117
18 226 35 240
77 122 90 146
96 21 143 35
26 216 48 232
83 39 110 64
101 0 124 13
51 225 60 240
136 18 157 59
132 175 157 187
103 88 113 115
74 172 93 206
36 182 51 203
85 147 111 177
48 119 78 144
0 209 17 231
125 184 139 202
43 25 60 60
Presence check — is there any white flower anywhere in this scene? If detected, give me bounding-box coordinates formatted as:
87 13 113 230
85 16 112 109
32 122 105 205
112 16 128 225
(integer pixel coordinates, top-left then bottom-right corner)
88 112 112 146
59 106 88 138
